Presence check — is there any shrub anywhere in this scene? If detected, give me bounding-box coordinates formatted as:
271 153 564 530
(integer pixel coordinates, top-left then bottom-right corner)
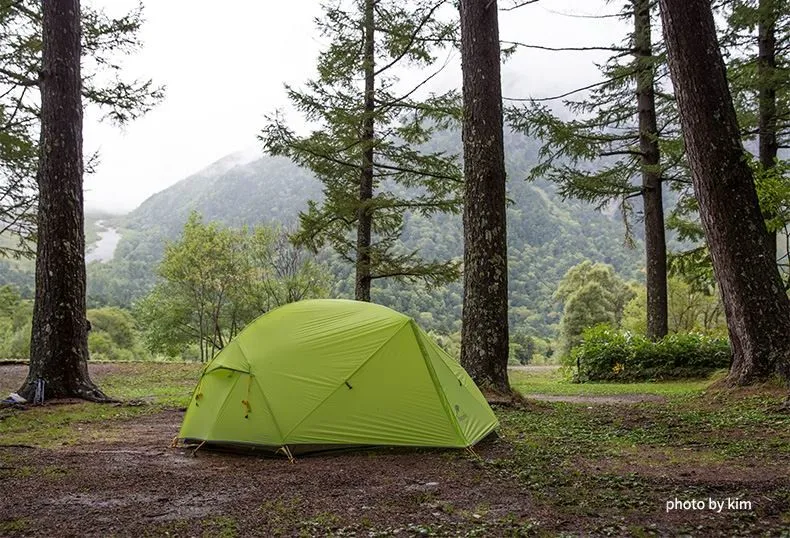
568 325 731 382
88 331 134 361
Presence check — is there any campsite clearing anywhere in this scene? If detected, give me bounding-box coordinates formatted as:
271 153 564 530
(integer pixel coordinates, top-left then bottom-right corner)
1 363 788 536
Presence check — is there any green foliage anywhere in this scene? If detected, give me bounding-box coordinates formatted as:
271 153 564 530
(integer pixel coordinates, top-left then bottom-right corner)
0 0 163 257
569 325 731 382
85 307 141 361
669 156 790 289
0 284 31 358
621 277 727 336
722 0 790 149
1 132 646 341
504 1 686 242
556 261 635 356
136 212 329 361
88 307 136 349
261 0 462 290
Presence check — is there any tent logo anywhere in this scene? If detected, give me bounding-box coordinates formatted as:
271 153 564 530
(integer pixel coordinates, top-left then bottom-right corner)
454 404 468 423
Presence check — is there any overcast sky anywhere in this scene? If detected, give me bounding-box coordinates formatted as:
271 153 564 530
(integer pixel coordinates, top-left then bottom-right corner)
83 0 629 214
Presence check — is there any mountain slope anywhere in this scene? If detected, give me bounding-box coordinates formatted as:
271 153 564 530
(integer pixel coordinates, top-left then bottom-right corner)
86 132 644 337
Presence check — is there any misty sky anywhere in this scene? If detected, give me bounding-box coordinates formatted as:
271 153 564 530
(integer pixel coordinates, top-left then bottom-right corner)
83 0 629 214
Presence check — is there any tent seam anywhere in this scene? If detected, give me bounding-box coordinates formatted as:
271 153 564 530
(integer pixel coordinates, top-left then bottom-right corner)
252 376 287 445
280 319 411 441
205 374 243 440
409 320 468 446
232 338 288 446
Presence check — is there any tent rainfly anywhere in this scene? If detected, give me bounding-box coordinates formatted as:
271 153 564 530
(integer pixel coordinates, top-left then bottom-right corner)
178 299 498 456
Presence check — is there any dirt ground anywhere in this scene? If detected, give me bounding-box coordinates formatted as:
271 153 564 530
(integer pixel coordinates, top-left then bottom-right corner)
1 363 788 537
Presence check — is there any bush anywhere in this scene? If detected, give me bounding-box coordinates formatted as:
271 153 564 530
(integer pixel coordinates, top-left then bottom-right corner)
88 331 134 362
568 325 731 382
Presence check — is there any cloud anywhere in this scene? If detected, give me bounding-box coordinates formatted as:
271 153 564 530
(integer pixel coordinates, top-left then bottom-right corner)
83 0 628 214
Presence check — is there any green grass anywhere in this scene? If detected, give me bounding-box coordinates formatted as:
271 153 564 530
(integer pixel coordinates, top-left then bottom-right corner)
0 363 201 447
509 366 720 398
496 368 790 535
97 363 201 406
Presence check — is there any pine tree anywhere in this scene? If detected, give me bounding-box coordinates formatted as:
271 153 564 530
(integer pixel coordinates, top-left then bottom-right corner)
0 0 163 257
659 0 790 384
505 0 683 341
722 0 790 263
667 0 790 289
18 0 107 401
262 0 461 302
458 0 510 393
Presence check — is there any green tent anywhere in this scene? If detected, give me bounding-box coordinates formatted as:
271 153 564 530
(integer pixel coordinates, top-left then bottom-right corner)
178 299 498 455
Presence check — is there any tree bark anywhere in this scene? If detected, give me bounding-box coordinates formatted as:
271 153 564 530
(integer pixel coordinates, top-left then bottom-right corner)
634 0 668 341
355 0 375 302
758 0 779 262
458 0 510 393
18 0 107 401
659 0 790 384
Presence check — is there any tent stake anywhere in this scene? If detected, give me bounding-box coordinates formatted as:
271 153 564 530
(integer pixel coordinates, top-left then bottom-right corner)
191 440 206 457
280 445 296 464
465 446 482 461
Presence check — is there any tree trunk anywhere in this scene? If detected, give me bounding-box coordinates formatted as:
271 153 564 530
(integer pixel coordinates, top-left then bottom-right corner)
758 0 779 263
18 0 107 401
355 0 375 302
659 0 790 384
458 0 510 393
634 0 668 341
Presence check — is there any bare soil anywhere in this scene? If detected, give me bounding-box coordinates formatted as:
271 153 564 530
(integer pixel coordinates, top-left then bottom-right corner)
1 363 788 537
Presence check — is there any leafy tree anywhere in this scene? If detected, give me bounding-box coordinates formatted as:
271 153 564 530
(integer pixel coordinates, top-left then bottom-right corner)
458 0 510 393
137 213 328 361
0 284 31 358
621 277 726 336
87 307 137 350
660 0 790 384
509 330 537 365
0 0 163 257
556 261 634 355
262 0 461 302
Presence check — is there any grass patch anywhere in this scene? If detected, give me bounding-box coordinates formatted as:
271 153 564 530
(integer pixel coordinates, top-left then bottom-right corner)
510 366 718 398
0 518 29 533
0 363 201 447
201 516 238 538
494 368 790 534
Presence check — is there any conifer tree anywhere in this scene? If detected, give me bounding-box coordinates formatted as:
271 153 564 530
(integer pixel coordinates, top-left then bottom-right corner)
660 0 790 384
722 0 790 263
0 0 163 257
506 0 683 340
262 0 461 302
667 0 790 288
19 0 107 401
458 0 510 393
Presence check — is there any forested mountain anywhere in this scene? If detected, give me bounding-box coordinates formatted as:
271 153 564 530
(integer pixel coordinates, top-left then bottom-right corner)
76 131 644 338
0 132 643 337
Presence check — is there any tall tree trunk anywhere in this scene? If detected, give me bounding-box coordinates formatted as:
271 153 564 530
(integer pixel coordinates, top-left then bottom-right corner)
758 0 779 262
659 0 790 384
634 0 668 341
355 0 375 302
458 0 510 393
18 0 107 401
